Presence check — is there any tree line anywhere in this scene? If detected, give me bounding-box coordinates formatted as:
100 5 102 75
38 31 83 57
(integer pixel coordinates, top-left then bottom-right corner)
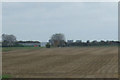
66 40 119 47
2 34 40 47
1 33 119 47
48 33 119 47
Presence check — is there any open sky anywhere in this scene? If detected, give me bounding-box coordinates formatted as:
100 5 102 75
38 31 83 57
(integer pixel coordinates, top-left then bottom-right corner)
2 2 118 42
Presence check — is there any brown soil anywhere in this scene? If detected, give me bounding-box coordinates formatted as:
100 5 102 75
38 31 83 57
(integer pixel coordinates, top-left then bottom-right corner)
2 47 118 78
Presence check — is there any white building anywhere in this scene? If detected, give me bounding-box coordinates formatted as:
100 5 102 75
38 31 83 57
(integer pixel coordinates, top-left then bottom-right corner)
40 42 48 47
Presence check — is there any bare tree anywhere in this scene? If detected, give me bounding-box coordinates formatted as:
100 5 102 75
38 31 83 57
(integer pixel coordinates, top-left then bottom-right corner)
50 33 66 47
2 34 17 46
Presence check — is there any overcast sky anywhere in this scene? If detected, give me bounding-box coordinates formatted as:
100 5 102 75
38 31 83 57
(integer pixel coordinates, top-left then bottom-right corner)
2 2 118 42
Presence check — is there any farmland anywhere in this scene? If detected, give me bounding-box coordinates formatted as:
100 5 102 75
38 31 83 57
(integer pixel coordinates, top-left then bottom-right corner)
2 46 118 78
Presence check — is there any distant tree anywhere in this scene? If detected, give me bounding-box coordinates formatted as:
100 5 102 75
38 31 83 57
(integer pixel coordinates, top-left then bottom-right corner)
2 34 17 47
86 40 90 43
46 43 50 48
86 40 90 46
50 33 66 47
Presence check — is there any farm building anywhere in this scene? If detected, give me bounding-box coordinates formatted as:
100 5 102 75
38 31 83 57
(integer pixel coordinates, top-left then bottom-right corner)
67 40 74 44
40 42 48 47
76 40 82 43
18 42 41 47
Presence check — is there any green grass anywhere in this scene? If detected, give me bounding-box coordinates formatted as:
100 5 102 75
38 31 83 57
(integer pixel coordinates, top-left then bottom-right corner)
2 45 119 52
2 47 44 52
0 74 12 79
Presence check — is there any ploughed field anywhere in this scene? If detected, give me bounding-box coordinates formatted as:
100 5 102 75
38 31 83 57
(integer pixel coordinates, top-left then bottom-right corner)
2 47 118 78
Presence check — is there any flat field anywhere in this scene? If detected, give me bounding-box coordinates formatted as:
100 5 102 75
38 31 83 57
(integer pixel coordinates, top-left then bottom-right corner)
2 46 118 78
